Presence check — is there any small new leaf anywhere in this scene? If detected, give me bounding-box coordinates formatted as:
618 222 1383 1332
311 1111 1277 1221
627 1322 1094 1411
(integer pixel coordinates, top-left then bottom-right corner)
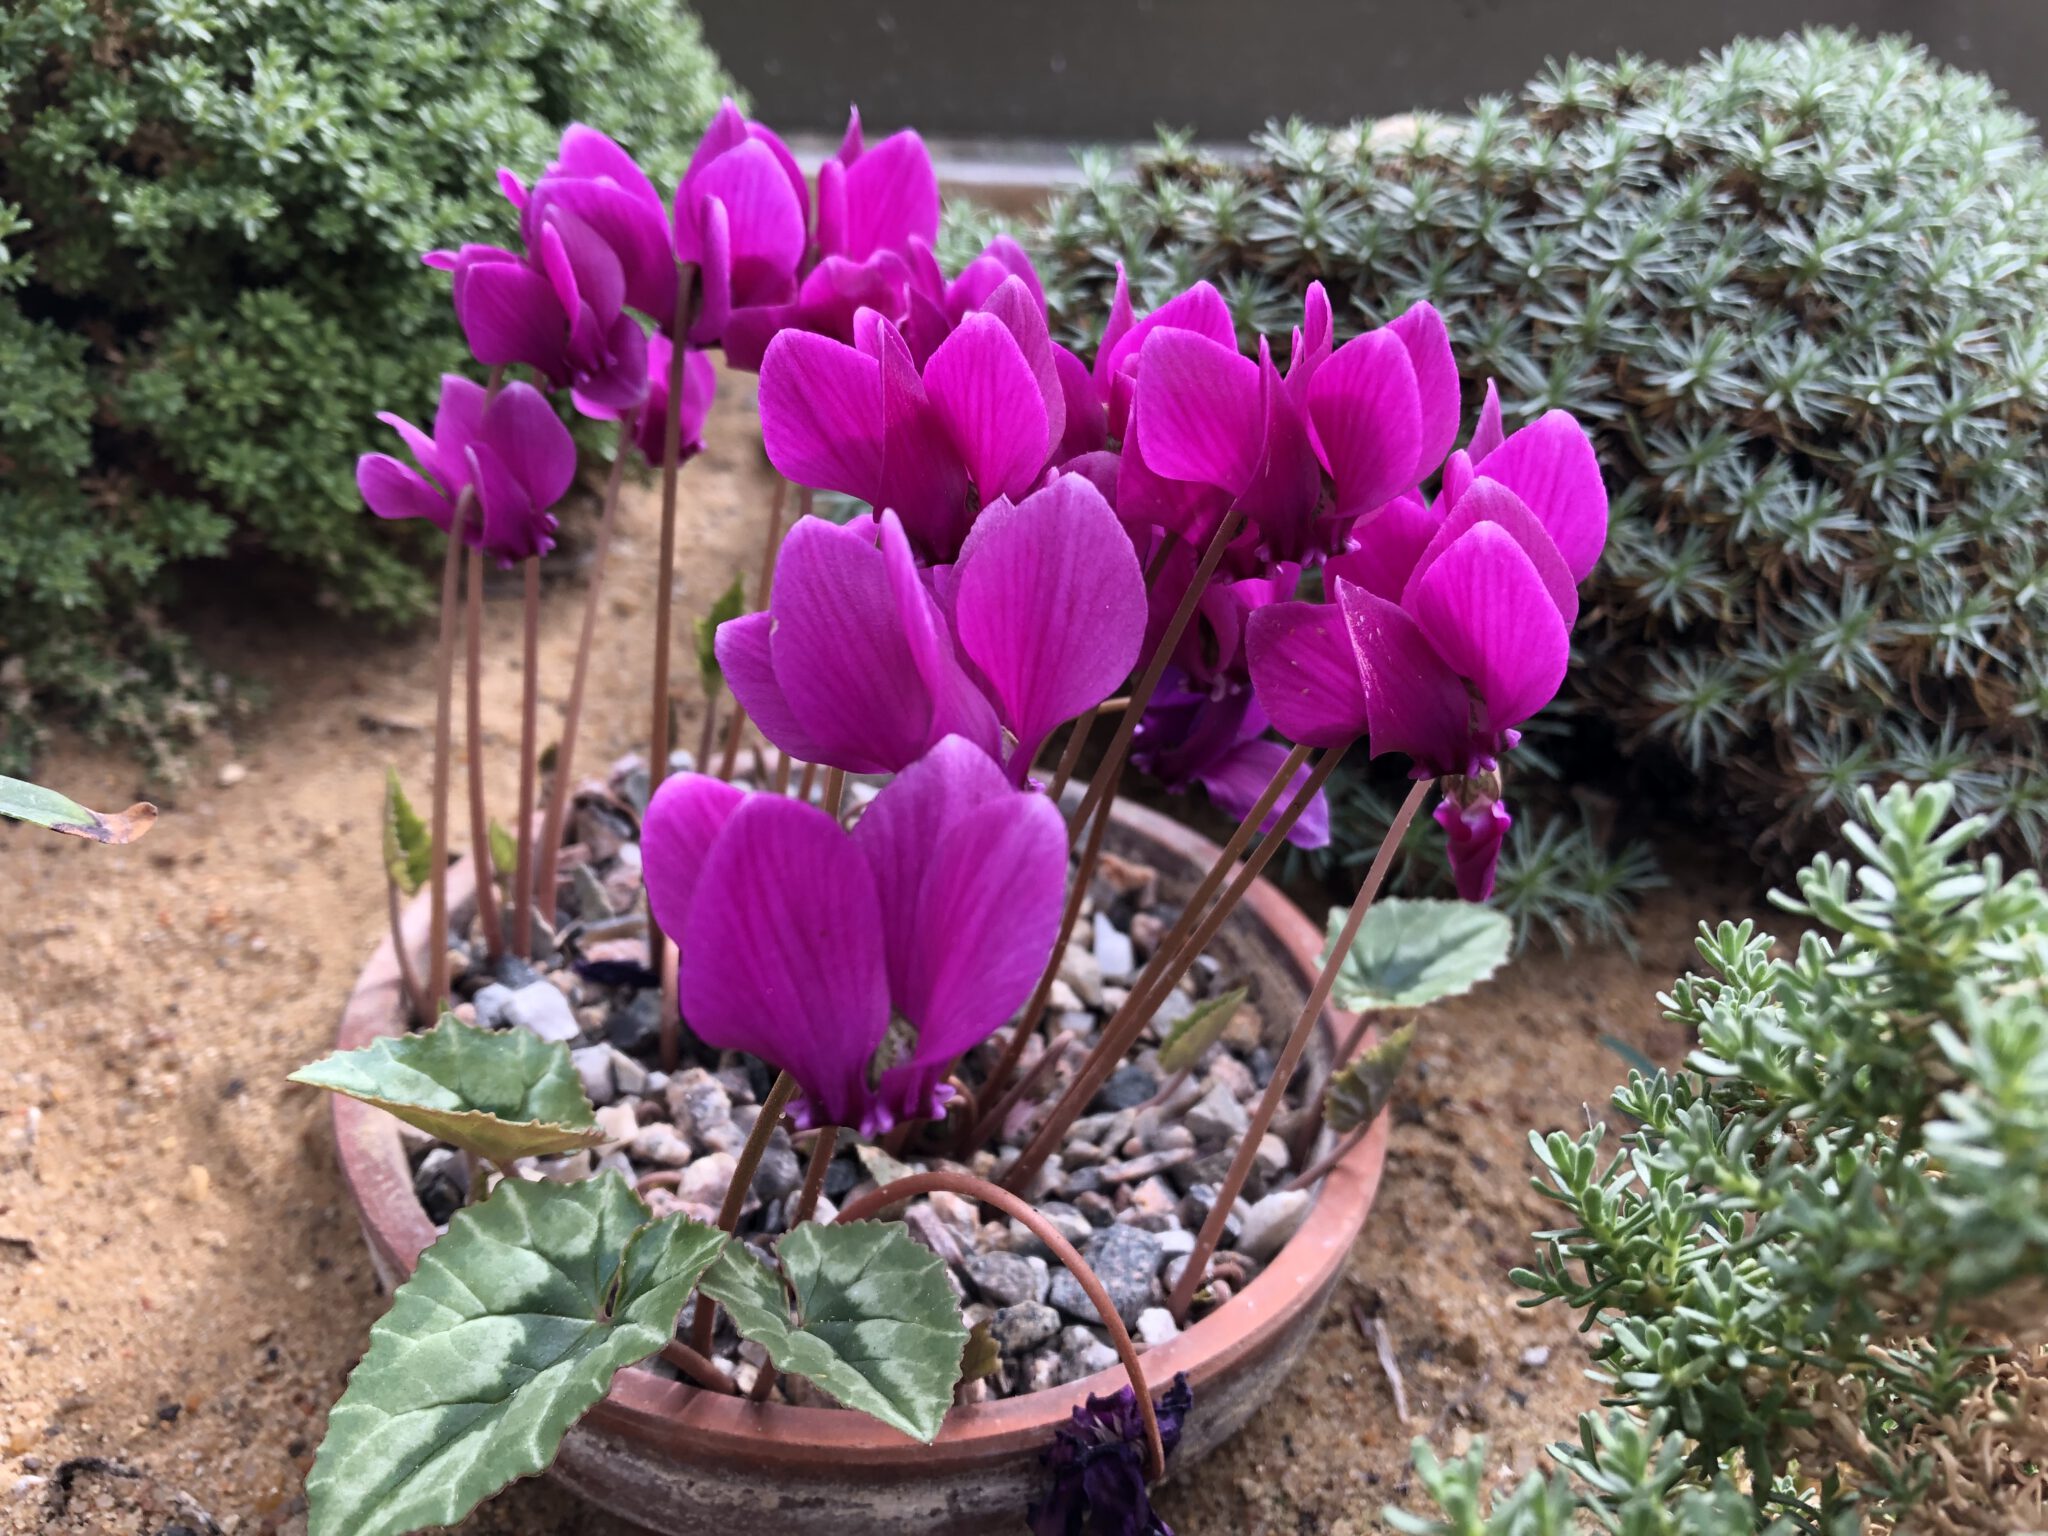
1157 985 1249 1074
699 1220 967 1442
1325 1022 1417 1134
1328 898 1512 1012
695 574 747 688
0 774 156 844
959 1320 1001 1383
306 1175 724 1536
383 768 432 896
488 819 517 880
290 1017 601 1163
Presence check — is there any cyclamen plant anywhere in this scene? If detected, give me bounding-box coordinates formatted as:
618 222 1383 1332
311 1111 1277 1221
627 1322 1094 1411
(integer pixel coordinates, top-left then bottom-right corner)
295 95 1609 1536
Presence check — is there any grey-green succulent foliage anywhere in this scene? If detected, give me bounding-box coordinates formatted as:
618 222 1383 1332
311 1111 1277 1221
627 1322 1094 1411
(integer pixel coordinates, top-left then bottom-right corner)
1002 29 2048 872
0 0 732 773
1393 784 2048 1535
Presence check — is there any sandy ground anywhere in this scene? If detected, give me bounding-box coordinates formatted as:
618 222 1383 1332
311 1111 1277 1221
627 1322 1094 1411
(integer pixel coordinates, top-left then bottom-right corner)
0 366 1757 1534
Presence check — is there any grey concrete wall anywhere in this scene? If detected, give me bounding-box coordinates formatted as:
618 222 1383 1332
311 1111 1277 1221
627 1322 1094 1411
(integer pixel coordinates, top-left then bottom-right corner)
696 1 2048 142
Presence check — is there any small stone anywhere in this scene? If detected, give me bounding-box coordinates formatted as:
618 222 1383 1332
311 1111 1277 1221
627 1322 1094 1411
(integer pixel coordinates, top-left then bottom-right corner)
1145 1121 1195 1153
1096 1148 1196 1184
1120 1176 1178 1223
1024 1349 1062 1393
1185 1083 1249 1143
966 1252 1050 1308
1092 1064 1158 1113
904 1205 967 1268
1148 989 1194 1035
216 761 248 788
471 982 515 1030
1047 1224 1161 1326
1057 1325 1120 1384
678 1151 738 1209
989 1301 1060 1354
752 1139 802 1202
414 1147 467 1224
629 1124 691 1167
1254 1134 1291 1177
1155 1227 1196 1261
666 1068 732 1140
503 981 579 1043
570 1045 616 1106
1239 1189 1312 1262
1206 1055 1255 1098
1059 945 1104 1007
538 1150 593 1182
928 1190 982 1251
594 1149 635 1182
492 954 543 990
1520 1345 1552 1371
1135 1307 1180 1348
605 991 663 1055
1129 912 1167 958
609 1048 649 1099
1221 1004 1265 1053
1074 1191 1116 1227
1047 979 1085 1013
1177 1184 1248 1242
1091 912 1135 982
594 1103 638 1145
1019 1153 1065 1204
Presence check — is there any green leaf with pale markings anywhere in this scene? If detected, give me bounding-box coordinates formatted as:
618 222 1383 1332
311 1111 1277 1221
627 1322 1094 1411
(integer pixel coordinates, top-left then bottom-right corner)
383 768 431 895
695 573 746 688
1324 1021 1417 1134
1327 897 1512 1012
1156 985 1249 1074
488 819 517 881
290 1017 601 1163
306 1175 724 1536
0 774 155 843
699 1220 967 1442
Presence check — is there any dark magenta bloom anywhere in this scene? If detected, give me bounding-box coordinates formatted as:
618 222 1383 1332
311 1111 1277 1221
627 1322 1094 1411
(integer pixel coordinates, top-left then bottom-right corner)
641 737 1067 1134
1131 675 1329 849
1436 786 1513 902
1028 1373 1192 1536
672 99 809 355
357 376 576 565
613 332 718 468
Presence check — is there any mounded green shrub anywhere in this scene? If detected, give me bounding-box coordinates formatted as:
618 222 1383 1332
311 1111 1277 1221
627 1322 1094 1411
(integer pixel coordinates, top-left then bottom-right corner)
0 0 732 772
1003 29 2048 870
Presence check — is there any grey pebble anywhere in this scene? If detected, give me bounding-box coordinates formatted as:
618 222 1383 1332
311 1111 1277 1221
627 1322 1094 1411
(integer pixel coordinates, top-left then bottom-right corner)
502 981 580 1043
1047 1225 1160 1326
965 1252 1050 1308
989 1302 1061 1354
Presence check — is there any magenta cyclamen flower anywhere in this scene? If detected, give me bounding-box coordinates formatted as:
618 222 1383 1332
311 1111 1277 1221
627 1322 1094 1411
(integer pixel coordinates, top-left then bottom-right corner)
718 473 1144 781
616 332 718 468
671 99 809 356
357 376 577 564
758 274 1067 559
642 737 1067 1134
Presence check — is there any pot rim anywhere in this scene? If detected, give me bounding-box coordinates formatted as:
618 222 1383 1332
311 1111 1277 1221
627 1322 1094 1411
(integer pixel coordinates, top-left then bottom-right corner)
331 795 1387 1469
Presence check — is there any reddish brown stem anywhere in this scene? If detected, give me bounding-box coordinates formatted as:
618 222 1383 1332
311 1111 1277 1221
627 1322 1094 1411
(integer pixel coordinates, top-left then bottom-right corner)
509 556 541 957
1046 705 1098 803
1291 1008 1377 1168
534 424 631 917
426 505 469 1010
717 700 746 780
1168 777 1430 1321
771 752 793 796
822 767 846 818
647 265 697 1022
695 686 720 774
968 1029 1076 1149
749 1121 840 1404
464 546 504 962
1289 1121 1372 1193
796 761 819 804
1001 741 1342 1193
690 1070 798 1355
658 927 679 1073
835 1171 1165 1480
387 874 428 1027
661 1339 737 1395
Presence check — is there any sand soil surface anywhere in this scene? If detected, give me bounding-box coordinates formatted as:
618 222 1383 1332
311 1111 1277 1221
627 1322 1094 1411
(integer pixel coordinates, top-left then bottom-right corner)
1 367 1755 1534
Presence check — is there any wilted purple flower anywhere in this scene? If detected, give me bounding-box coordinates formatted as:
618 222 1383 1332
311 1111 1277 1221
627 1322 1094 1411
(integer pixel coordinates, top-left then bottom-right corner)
611 332 718 468
357 376 576 564
1028 1373 1193 1536
672 99 809 356
641 737 1067 1134
757 274 1067 559
718 474 1145 781
1436 781 1513 902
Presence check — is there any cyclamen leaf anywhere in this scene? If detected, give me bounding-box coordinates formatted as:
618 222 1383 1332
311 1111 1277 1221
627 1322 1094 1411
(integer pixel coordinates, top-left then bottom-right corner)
1156 985 1250 1075
289 1017 601 1163
1324 1021 1417 1134
0 774 156 844
695 573 747 688
959 1320 1001 1383
306 1175 725 1536
699 1220 968 1443
383 768 432 895
1327 897 1512 1012
488 819 517 880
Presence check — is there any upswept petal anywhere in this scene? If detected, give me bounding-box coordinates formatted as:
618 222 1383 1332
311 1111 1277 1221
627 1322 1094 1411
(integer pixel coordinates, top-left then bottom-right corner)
1439 449 1474 512
680 192 731 347
1472 410 1607 582
553 125 661 208
453 255 567 381
480 382 578 510
757 331 885 499
878 512 1003 760
689 138 806 282
1245 599 1368 749
1387 302 1460 474
1325 492 1440 602
978 275 1065 464
1101 279 1237 387
465 442 555 565
1405 522 1570 735
922 312 1049 504
1093 264 1136 399
1306 329 1424 516
714 610 836 766
431 374 489 464
1131 327 1263 496
357 454 451 528
1053 344 1107 459
744 121 811 228
1115 407 1232 541
1408 478 1578 628
837 129 940 260
869 319 974 557
1468 379 1505 461
1288 281 1334 396
532 177 672 326
375 411 442 486
952 473 1147 773
1196 737 1332 849
1335 576 1472 775
685 99 750 183
641 774 747 941
1237 339 1322 540
679 795 891 1134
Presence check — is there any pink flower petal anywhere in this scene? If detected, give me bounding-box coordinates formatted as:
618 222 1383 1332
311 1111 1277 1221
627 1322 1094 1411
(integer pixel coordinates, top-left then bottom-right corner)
1053 343 1107 459
1131 327 1263 496
837 129 939 261
465 442 555 565
869 319 974 558
357 453 450 528
715 610 836 766
1237 338 1323 543
1335 576 1473 775
757 331 885 500
1407 478 1579 628
1468 379 1505 461
690 138 806 283
1307 329 1424 516
481 381 578 509
1471 410 1607 582
679 795 890 1133
453 255 568 382
978 274 1066 466
1197 737 1332 849
1245 599 1368 749
922 312 1049 504
1435 795 1511 902
1405 522 1571 735
641 774 747 941
1387 302 1460 475
1325 492 1440 602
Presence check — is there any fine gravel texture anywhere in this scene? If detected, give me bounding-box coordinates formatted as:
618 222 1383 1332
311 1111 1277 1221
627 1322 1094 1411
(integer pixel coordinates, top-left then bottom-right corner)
0 363 1755 1534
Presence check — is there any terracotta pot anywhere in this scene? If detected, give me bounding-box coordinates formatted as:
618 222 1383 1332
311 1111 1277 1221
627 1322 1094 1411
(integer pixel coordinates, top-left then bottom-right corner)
332 797 1387 1534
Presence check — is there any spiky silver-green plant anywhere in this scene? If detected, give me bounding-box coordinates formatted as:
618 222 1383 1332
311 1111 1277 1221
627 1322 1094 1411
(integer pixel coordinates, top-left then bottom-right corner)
991 29 2048 868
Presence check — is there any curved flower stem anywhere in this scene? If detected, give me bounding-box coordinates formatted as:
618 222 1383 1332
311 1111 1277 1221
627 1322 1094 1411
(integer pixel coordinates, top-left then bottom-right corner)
1167 777 1430 1322
463 547 504 962
386 873 428 1027
747 1121 841 1404
690 1069 798 1356
835 1171 1164 1480
533 423 633 917
967 1029 1076 1149
426 502 470 1011
509 555 542 957
1046 706 1099 803
661 1339 737 1395
1287 1121 1372 1193
1000 741 1341 1193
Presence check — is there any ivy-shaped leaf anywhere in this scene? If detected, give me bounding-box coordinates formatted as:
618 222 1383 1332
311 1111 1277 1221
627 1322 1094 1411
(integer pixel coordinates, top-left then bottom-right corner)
1324 1021 1417 1134
488 819 517 879
306 1175 725 1536
1327 898 1512 1012
699 1220 967 1443
695 573 747 689
1156 985 1249 1074
0 774 155 843
290 1016 601 1163
383 767 431 895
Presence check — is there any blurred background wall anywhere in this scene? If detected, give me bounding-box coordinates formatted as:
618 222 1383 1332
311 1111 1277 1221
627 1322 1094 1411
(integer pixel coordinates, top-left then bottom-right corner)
697 0 2048 141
